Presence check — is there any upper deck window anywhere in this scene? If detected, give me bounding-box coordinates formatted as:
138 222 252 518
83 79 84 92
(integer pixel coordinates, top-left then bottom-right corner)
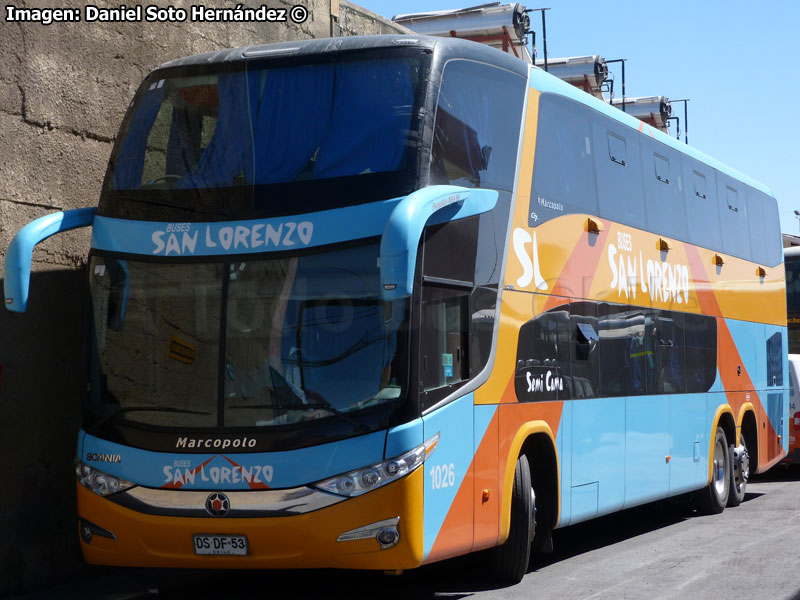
692 170 707 200
429 59 526 192
684 162 722 252
642 141 686 241
530 93 598 226
594 122 646 229
717 176 750 258
653 153 670 184
726 186 740 213
607 132 627 167
108 55 423 193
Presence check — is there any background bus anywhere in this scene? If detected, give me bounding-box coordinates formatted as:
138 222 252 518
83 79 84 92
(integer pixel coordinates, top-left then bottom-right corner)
783 246 800 463
4 28 787 584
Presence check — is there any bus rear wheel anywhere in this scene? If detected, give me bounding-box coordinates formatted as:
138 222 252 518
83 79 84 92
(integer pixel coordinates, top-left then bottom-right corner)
698 426 730 514
727 433 750 507
490 454 534 584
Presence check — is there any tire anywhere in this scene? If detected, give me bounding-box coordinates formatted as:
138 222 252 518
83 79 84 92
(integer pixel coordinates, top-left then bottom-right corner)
697 426 730 514
727 432 750 507
490 454 534 584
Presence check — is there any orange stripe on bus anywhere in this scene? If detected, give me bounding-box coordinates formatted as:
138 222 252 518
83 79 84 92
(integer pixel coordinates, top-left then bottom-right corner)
685 243 782 471
426 399 564 564
542 220 610 312
425 409 501 563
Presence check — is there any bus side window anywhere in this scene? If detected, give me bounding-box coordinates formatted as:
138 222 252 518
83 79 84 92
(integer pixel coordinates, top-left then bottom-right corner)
429 60 525 192
747 186 782 267
419 217 478 407
607 132 627 166
641 139 687 241
682 158 722 252
569 301 599 399
514 305 571 402
767 332 784 387
593 119 646 230
598 304 649 396
655 311 685 394
717 173 751 260
530 94 598 227
693 171 707 200
684 313 717 393
420 287 470 393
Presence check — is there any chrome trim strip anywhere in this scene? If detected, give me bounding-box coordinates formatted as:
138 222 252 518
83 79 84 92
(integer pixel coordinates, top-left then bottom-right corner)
337 517 400 543
109 486 345 518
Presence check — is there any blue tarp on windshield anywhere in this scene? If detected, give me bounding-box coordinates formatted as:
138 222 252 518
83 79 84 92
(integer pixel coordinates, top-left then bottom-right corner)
113 59 415 190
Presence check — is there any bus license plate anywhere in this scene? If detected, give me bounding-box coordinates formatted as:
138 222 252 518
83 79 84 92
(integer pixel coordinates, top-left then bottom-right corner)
193 534 248 555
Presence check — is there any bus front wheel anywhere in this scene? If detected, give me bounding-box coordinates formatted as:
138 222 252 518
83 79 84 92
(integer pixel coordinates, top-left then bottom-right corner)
698 426 730 514
490 453 534 583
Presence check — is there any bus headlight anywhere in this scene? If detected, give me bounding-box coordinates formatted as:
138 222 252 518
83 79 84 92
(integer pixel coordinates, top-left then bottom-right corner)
314 432 439 497
75 460 135 496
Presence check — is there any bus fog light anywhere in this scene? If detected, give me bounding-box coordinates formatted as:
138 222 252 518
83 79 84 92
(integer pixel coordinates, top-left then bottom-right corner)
337 517 400 547
376 528 399 548
79 518 117 544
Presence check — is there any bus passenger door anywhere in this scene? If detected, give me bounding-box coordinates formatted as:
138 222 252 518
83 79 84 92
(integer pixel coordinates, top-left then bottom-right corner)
764 326 789 460
418 274 476 563
569 302 625 522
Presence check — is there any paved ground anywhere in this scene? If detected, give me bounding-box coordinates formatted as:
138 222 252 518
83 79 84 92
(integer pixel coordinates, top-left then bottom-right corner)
10 466 800 600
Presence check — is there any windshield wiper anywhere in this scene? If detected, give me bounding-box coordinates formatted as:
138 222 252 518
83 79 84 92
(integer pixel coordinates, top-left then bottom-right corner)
94 406 212 429
296 329 383 368
227 402 329 411
269 366 369 432
227 400 368 432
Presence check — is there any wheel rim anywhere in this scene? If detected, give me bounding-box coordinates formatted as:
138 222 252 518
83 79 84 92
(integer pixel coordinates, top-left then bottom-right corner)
529 487 536 541
734 439 750 491
713 437 727 497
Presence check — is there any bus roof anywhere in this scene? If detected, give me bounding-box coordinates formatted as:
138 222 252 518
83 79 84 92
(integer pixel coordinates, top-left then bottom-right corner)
528 65 776 198
153 34 772 199
157 34 528 77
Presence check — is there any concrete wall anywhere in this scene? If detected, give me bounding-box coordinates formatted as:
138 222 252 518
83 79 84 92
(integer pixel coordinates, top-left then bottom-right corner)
0 2 405 595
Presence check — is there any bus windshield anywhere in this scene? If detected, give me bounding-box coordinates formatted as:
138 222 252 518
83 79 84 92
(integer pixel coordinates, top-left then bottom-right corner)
87 242 407 431
105 54 423 202
787 251 800 353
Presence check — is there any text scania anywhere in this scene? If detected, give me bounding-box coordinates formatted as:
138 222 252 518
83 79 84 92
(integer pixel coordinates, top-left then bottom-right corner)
152 221 313 256
176 436 257 450
607 232 690 304
163 464 274 486
86 452 122 464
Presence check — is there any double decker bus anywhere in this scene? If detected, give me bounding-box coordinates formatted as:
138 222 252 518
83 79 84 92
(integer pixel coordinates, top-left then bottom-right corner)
5 33 787 583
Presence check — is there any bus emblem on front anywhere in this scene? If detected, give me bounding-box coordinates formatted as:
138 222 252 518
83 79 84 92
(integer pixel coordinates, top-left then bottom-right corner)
205 492 230 517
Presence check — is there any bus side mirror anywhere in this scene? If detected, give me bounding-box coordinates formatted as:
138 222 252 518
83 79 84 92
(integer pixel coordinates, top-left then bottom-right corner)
379 185 497 302
4 207 96 313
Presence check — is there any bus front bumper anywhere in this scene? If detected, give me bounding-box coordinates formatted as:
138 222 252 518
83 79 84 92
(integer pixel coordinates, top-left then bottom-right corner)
77 468 424 570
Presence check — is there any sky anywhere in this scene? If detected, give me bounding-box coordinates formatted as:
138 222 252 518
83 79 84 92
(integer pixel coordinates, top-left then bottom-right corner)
360 0 799 234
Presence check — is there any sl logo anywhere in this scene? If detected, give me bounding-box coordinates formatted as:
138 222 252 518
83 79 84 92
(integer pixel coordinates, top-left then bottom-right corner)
512 228 547 291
